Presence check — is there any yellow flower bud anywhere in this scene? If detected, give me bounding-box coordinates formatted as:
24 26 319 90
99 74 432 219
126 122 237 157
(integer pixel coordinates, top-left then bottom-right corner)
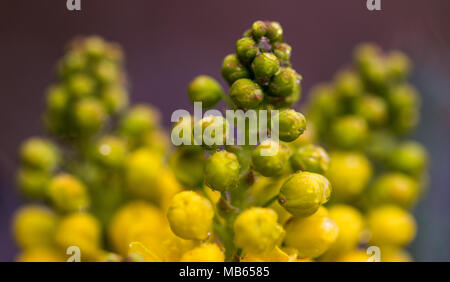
12 205 57 249
47 173 90 212
167 191 214 240
284 207 338 259
180 243 224 262
17 247 65 262
234 207 284 254
240 246 295 262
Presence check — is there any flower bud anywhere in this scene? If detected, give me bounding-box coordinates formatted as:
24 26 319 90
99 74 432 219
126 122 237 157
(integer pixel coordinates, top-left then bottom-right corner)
229 78 264 109
235 37 258 65
47 173 90 212
273 42 291 66
16 168 50 199
370 173 419 208
289 144 330 174
266 21 283 42
46 85 69 114
13 205 57 249
252 139 290 177
334 70 363 99
18 247 64 262
101 85 129 114
170 148 205 188
251 20 268 39
272 109 306 142
120 104 160 138
284 207 338 259
388 84 420 134
386 50 411 82
234 207 284 254
19 138 60 172
326 151 372 200
187 75 224 108
83 36 107 58
221 54 250 85
331 115 368 148
167 191 214 240
353 95 388 126
68 73 95 98
74 97 107 133
180 243 225 262
93 136 127 168
387 141 428 176
279 171 331 216
268 68 299 97
367 205 416 247
95 59 120 85
193 115 229 149
204 150 240 191
251 53 280 86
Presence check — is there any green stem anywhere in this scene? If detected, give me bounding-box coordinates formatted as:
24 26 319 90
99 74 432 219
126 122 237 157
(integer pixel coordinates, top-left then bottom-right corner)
262 194 279 207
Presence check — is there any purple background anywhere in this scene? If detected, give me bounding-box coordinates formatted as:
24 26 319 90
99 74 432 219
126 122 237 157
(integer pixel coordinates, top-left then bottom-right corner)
1 0 450 261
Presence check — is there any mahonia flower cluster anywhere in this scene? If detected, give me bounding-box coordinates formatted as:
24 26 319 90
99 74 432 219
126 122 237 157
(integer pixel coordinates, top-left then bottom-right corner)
304 43 429 261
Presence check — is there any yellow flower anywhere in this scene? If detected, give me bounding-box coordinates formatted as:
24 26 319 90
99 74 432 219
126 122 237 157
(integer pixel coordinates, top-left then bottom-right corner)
180 243 224 262
284 207 338 259
167 191 214 240
336 250 373 262
12 205 57 249
234 207 284 254
17 247 65 262
240 246 295 262
47 173 90 212
367 205 416 247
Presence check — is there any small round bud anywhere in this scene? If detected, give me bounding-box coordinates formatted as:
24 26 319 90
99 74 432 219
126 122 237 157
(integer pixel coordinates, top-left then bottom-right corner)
93 136 127 168
204 150 240 191
58 50 87 77
74 97 107 133
193 115 229 149
273 42 292 66
289 144 330 174
234 207 284 254
235 37 258 65
284 207 338 259
120 104 160 137
331 115 368 149
367 205 416 247
180 243 225 262
266 21 283 42
221 54 250 85
370 173 419 208
16 168 50 199
279 171 331 217
187 75 224 108
388 84 420 133
83 36 107 58
251 21 268 39
334 70 363 99
387 141 428 176
101 85 129 114
251 53 280 86
308 84 341 118
170 148 205 189
13 205 57 249
252 139 290 177
268 68 299 97
354 95 388 126
47 173 90 212
95 59 120 84
46 85 69 113
386 51 411 82
68 73 95 97
364 130 396 161
19 138 60 172
167 191 214 240
326 151 372 200
272 109 306 142
229 78 264 109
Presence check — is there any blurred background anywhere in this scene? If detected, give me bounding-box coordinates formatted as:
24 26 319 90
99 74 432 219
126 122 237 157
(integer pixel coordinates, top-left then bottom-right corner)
0 0 449 261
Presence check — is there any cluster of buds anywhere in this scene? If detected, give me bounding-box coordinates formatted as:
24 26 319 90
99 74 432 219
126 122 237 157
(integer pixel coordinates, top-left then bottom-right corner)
305 43 429 261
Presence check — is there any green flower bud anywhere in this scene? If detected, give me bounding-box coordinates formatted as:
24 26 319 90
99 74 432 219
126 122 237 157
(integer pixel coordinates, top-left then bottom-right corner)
16 168 51 199
170 148 205 189
46 85 69 114
120 104 160 137
386 51 411 82
251 21 268 39
354 95 388 126
58 50 87 77
273 42 292 66
187 75 224 108
68 73 95 98
204 150 240 191
387 141 428 176
235 37 258 65
221 54 250 85
308 84 341 118
74 97 107 133
47 173 90 212
272 109 306 142
388 84 420 134
334 70 363 99
331 115 368 149
193 115 229 149
95 59 120 85
370 173 419 208
279 171 331 217
268 68 300 97
251 53 280 86
101 85 129 114
364 130 396 161
93 136 127 168
354 43 387 88
266 21 283 42
290 144 330 174
252 139 290 177
229 78 264 109
19 138 60 172
83 36 107 58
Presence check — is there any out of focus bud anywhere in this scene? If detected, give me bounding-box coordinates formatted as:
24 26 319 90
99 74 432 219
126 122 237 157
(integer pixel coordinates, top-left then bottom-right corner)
354 95 388 126
19 138 60 172
334 70 363 99
331 115 368 149
289 144 330 174
74 97 107 133
187 75 224 108
47 173 90 212
370 173 420 208
387 141 428 176
120 104 160 138
93 136 127 168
